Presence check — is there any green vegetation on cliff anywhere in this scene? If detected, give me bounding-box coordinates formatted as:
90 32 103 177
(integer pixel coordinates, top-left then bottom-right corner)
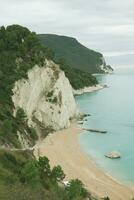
0 25 59 147
39 34 100 89
0 24 110 200
0 25 47 147
39 34 113 74
0 24 98 146
57 59 97 89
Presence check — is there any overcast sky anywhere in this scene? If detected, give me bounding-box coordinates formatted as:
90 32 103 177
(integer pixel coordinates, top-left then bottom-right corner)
0 0 134 67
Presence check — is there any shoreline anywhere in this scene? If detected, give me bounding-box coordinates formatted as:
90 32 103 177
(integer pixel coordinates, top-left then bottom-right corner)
73 84 104 96
79 137 129 187
34 124 134 200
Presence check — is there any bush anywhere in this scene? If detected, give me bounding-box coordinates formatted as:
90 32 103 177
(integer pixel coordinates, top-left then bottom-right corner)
38 156 51 177
1 119 13 136
51 96 58 104
20 160 40 187
16 108 27 124
47 91 54 98
51 165 65 182
0 152 90 200
65 179 88 200
28 127 38 141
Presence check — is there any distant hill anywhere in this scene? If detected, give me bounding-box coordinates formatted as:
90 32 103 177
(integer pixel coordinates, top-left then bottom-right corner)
38 34 113 74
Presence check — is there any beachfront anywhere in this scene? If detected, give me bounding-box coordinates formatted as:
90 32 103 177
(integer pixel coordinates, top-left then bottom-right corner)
34 124 134 200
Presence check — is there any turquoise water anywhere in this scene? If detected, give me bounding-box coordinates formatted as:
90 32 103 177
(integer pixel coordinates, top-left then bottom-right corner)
76 69 134 185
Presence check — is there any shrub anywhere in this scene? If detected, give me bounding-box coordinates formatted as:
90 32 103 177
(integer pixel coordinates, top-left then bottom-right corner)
28 127 38 141
38 156 51 177
16 108 26 124
46 91 54 98
65 179 88 200
20 160 40 187
51 165 65 182
0 152 90 200
51 96 58 104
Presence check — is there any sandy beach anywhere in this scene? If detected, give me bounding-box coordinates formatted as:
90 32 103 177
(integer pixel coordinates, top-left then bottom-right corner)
34 124 134 200
73 84 104 95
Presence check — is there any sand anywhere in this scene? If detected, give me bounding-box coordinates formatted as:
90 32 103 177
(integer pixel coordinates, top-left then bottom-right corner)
34 124 134 200
73 84 104 95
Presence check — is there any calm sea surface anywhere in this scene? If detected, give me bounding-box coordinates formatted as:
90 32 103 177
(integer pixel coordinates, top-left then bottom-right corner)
76 68 134 185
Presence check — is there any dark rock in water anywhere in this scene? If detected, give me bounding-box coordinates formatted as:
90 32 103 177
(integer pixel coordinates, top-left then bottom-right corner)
85 114 91 117
105 151 121 159
103 84 109 88
83 128 107 134
79 113 91 120
78 121 83 125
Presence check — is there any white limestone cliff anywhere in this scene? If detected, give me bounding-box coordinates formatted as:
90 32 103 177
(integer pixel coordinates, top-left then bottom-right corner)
100 56 113 74
12 59 79 132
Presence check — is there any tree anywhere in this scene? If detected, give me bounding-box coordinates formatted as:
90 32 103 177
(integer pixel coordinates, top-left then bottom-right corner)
0 39 5 51
16 108 26 123
103 197 110 200
45 48 55 60
16 108 26 118
38 156 51 177
65 179 88 200
51 165 65 182
2 119 13 136
20 160 40 187
24 32 40 50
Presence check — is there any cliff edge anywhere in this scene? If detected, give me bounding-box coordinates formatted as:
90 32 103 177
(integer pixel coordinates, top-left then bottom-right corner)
12 59 79 132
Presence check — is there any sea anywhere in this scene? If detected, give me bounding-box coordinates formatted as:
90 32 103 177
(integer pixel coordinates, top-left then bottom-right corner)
76 68 134 185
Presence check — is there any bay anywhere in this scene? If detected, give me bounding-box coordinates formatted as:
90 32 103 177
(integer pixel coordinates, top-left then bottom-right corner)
76 68 134 185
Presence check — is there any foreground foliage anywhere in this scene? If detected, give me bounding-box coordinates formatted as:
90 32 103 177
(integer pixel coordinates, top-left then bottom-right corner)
0 150 90 200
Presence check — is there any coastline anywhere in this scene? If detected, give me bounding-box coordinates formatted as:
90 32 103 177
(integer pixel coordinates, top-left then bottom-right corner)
73 84 104 96
34 124 134 200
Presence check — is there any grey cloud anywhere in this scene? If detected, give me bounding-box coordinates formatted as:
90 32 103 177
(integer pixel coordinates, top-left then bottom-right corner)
0 0 134 67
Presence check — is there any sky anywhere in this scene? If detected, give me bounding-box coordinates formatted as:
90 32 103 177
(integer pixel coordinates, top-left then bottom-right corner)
0 0 134 68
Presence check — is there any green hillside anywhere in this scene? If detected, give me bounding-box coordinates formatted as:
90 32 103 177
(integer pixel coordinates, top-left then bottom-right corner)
0 25 48 148
0 24 97 148
38 34 113 74
0 150 92 200
57 58 97 89
0 25 97 200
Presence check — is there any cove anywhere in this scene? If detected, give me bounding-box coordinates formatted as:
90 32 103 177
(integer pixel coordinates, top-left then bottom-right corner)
76 69 134 185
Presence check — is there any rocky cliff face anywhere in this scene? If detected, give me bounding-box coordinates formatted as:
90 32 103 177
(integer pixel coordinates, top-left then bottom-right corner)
99 56 113 74
12 60 79 132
